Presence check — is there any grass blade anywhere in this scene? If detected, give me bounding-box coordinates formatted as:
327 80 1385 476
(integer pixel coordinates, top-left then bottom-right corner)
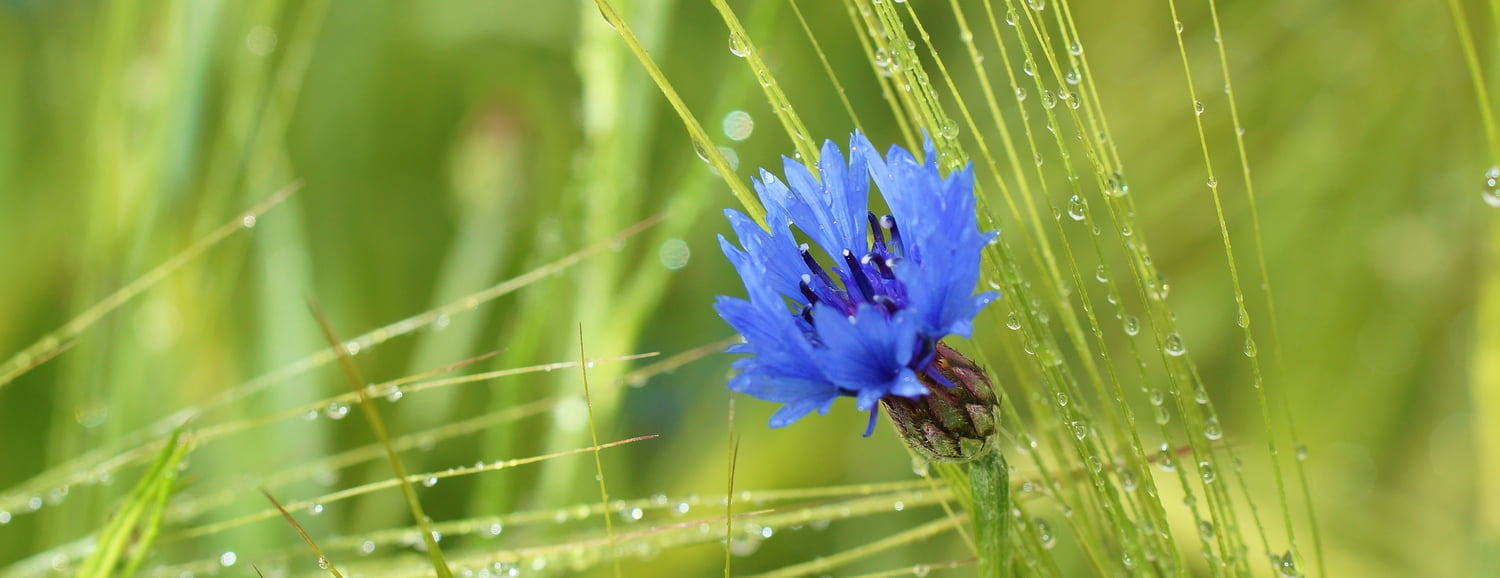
307 303 453 578
74 425 190 578
0 183 298 391
261 489 344 578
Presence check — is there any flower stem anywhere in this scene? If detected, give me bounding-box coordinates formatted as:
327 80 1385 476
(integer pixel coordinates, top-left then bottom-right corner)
970 449 1010 577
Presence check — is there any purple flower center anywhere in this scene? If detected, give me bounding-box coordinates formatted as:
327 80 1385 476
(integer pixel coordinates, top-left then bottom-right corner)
796 212 908 321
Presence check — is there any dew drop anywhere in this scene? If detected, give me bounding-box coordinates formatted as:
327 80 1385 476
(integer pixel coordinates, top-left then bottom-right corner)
0 511 10 525
220 552 238 567
1154 406 1171 425
1035 518 1055 548
1022 59 1036 77
1193 386 1209 405
1070 420 1088 441
1027 0 1045 11
938 118 959 139
1199 462 1217 483
1164 332 1186 356
423 476 438 487
1484 166 1500 207
1123 315 1140 336
1243 336 1258 357
1199 520 1215 541
911 456 930 476
309 503 324 515
912 564 932 577
317 557 330 570
1175 20 1184 34
1088 456 1103 473
1015 86 1027 101
1149 389 1165 406
1055 392 1069 407
324 402 349 420
44 486 68 507
1064 68 1080 85
1295 442 1309 461
1006 312 1022 330
1204 417 1224 441
343 341 361 356
383 385 404 403
729 33 750 58
1194 100 1205 115
360 540 377 554
1066 195 1086 220
241 214 257 228
490 521 505 535
1069 41 1083 55
1274 551 1299 577
1042 89 1057 109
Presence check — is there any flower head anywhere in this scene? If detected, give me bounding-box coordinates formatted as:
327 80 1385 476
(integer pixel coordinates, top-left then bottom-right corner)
715 132 998 434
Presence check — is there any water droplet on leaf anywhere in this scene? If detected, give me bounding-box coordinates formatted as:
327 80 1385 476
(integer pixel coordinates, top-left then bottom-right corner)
1165 333 1186 356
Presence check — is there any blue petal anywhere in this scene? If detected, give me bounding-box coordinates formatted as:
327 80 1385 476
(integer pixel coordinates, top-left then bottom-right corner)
859 133 998 336
822 138 870 253
754 170 821 246
854 386 885 412
768 390 840 428
889 368 926 398
722 210 805 304
814 304 921 399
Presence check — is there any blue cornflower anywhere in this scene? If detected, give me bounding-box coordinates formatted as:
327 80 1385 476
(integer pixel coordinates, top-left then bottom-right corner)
715 132 998 436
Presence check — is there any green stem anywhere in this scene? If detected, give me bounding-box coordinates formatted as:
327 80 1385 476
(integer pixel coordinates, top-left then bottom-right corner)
970 449 1010 577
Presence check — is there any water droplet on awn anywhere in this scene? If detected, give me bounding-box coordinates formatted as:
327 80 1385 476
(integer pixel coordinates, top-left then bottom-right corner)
1067 195 1086 220
1204 417 1223 441
1165 332 1186 356
1484 166 1500 207
729 33 750 58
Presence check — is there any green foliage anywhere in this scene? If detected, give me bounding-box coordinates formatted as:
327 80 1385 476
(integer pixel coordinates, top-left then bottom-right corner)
0 0 1491 576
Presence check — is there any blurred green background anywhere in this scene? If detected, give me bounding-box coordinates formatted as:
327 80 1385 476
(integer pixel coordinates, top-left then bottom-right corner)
0 0 1491 576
